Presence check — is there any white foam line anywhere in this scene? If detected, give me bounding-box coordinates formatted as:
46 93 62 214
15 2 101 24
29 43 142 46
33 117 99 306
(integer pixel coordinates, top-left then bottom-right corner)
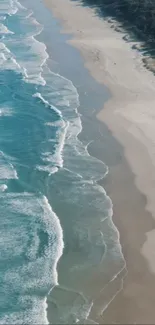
33 92 63 118
0 150 18 180
0 23 14 34
33 91 68 172
39 119 69 171
14 0 26 10
43 195 64 284
54 120 69 169
86 265 127 323
41 195 64 324
99 268 126 316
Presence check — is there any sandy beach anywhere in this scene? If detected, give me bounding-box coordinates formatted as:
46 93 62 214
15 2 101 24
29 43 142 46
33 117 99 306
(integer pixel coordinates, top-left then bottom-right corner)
44 0 155 323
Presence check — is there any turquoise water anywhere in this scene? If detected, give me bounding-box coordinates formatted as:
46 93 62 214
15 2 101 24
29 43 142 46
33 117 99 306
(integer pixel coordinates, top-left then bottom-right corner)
0 1 125 323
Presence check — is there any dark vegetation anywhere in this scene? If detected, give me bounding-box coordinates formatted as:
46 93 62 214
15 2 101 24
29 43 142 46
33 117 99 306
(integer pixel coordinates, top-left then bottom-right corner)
77 0 155 53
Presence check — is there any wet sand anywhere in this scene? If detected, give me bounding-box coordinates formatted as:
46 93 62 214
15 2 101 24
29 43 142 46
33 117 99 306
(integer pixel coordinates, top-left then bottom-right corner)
44 0 155 323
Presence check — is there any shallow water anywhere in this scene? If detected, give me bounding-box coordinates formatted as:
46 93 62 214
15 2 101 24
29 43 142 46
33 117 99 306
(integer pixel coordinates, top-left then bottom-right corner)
0 0 125 323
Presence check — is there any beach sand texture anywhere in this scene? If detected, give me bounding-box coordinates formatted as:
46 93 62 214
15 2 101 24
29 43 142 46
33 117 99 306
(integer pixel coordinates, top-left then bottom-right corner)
44 0 155 323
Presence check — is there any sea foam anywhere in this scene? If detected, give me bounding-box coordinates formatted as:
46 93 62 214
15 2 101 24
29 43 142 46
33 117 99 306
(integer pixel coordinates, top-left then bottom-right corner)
0 0 125 324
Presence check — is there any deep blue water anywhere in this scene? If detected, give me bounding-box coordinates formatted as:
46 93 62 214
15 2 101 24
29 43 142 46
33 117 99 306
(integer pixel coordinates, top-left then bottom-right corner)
0 1 125 323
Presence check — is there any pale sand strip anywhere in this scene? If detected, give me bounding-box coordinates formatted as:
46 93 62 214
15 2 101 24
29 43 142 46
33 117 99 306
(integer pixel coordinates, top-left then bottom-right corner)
44 0 155 323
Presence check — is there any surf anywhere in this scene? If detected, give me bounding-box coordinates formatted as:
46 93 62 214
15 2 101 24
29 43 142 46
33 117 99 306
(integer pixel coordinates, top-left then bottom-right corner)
0 0 126 323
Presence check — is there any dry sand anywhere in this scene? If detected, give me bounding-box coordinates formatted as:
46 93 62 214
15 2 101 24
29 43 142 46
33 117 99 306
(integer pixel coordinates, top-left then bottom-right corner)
44 0 155 323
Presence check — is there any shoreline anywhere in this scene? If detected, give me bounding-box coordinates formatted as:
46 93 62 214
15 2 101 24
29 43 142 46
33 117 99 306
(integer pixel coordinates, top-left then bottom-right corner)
43 0 155 323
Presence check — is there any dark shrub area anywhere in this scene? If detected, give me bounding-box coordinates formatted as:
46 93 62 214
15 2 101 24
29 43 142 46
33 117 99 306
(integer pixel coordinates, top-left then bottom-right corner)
79 0 155 46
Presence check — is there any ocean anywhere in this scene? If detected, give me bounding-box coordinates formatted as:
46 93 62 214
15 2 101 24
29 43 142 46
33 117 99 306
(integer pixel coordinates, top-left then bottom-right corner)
0 0 125 323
